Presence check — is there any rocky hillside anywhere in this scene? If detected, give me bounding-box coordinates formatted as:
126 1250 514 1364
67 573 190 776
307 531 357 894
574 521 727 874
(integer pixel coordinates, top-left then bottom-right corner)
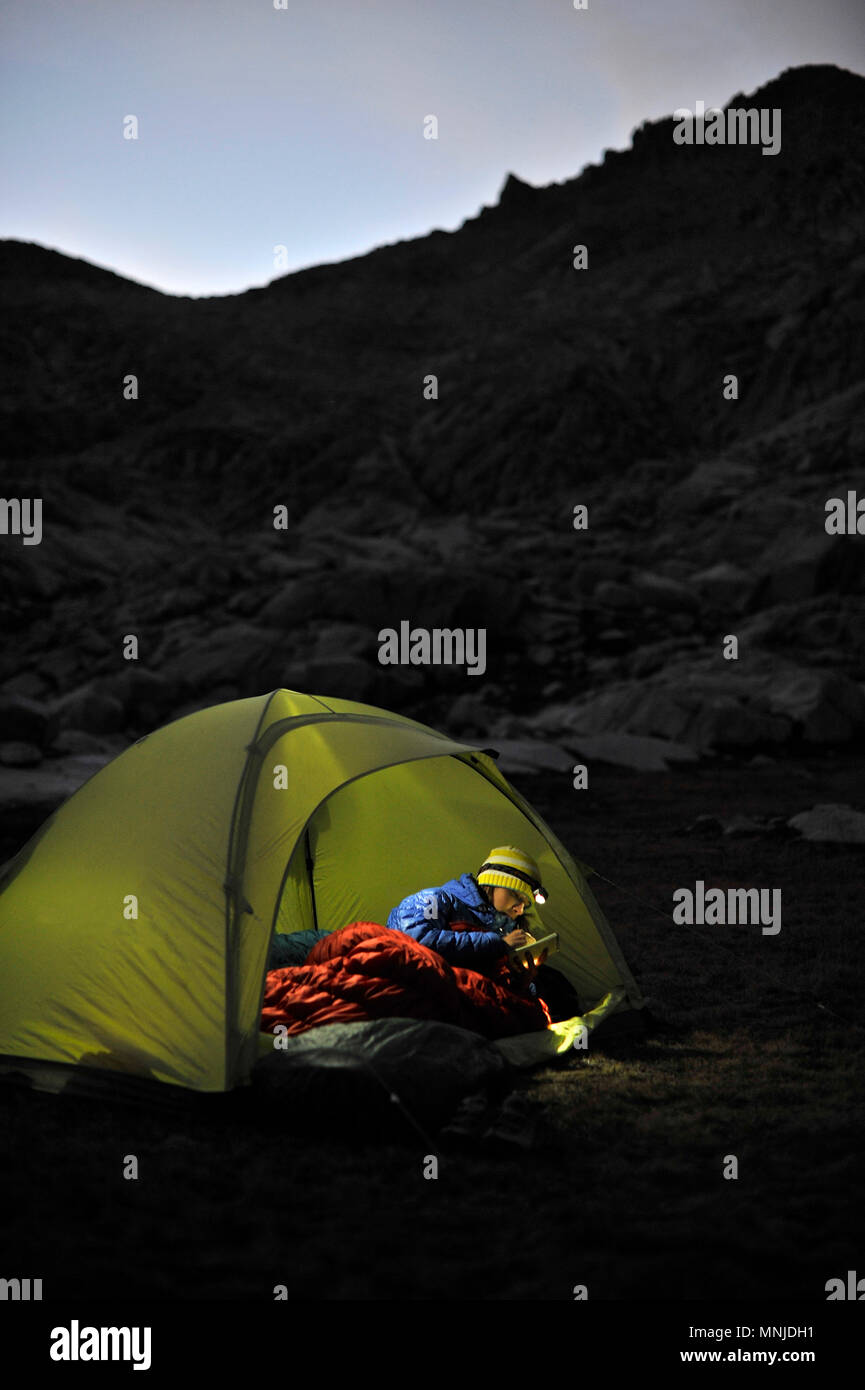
1 62 864 797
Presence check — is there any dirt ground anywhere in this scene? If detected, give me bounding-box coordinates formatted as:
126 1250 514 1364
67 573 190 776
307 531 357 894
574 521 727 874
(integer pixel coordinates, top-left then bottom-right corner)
1 750 863 1302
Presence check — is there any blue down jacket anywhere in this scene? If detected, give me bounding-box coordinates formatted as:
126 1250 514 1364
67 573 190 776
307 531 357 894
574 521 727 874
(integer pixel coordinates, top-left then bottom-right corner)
386 873 512 968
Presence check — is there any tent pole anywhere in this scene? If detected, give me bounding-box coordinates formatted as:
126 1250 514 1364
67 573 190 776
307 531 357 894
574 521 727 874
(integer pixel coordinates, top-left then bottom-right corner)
305 828 319 931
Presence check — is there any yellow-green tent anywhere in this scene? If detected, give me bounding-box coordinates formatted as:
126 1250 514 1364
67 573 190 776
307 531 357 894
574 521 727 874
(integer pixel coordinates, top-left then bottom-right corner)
0 688 642 1094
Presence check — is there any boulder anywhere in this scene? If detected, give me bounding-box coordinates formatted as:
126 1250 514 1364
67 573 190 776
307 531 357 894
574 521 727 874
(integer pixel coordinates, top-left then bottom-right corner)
587 656 625 682
446 687 504 737
594 580 637 611
686 692 791 750
564 731 699 772
631 570 700 613
759 534 836 603
303 656 376 701
0 693 53 745
102 667 176 724
159 623 285 694
311 622 373 661
667 612 697 635
759 667 865 744
37 646 89 689
684 812 788 837
684 814 724 835
49 728 121 756
759 530 865 603
258 579 319 628
485 738 574 775
255 552 322 581
50 683 126 735
527 656 861 753
0 741 42 767
692 561 758 612
596 628 631 652
672 459 756 510
575 556 629 593
721 814 789 837
788 804 865 844
167 685 243 722
628 645 673 679
0 671 51 700
374 664 426 699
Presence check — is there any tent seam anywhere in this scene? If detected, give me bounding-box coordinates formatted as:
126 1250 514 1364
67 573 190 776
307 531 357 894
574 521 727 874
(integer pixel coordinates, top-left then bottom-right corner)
222 690 283 1090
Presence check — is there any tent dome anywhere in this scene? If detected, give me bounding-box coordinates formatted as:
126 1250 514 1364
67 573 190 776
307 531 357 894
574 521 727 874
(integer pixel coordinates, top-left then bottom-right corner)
0 688 641 1093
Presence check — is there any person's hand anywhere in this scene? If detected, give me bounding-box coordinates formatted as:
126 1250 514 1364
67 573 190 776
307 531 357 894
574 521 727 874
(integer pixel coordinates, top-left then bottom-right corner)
509 947 548 986
503 928 528 948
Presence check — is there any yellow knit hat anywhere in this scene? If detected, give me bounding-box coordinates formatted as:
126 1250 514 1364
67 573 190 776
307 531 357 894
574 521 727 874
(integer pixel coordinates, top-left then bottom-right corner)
477 846 547 905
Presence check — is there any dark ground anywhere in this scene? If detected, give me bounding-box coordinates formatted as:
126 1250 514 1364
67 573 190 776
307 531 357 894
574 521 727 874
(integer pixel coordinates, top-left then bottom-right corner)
1 750 862 1302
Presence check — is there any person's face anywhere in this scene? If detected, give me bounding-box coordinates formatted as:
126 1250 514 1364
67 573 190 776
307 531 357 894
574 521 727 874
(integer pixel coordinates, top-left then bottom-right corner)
491 887 529 919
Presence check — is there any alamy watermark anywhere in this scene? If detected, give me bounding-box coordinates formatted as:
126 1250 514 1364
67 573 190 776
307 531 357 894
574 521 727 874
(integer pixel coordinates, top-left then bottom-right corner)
673 881 781 935
0 497 41 545
825 1269 865 1299
673 101 781 157
378 622 486 677
50 1321 151 1370
0 1276 42 1299
825 491 865 534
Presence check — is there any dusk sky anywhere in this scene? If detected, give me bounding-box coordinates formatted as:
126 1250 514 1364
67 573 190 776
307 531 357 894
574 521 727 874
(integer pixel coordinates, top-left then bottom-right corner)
2 0 863 297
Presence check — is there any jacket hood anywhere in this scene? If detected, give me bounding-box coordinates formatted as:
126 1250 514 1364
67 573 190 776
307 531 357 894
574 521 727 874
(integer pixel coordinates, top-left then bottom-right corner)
439 873 488 907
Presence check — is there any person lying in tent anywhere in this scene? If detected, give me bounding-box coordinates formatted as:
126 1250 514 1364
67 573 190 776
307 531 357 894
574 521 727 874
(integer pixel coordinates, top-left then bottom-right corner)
261 845 554 1043
385 846 549 995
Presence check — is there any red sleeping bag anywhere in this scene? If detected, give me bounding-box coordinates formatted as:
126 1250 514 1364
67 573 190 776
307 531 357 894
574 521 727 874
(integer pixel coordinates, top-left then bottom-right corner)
261 921 551 1040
